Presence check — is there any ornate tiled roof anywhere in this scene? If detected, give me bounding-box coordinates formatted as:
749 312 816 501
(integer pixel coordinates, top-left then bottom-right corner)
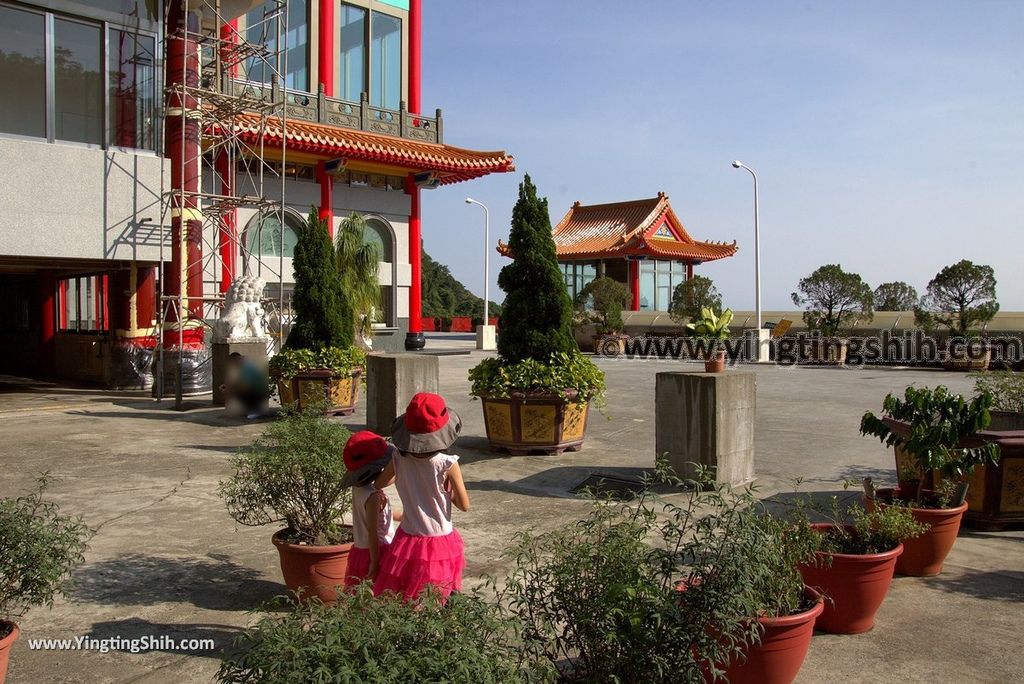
222 113 515 185
498 192 737 261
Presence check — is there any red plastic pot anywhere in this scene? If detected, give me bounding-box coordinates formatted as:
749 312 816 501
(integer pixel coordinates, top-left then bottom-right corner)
799 524 902 634
723 587 823 684
872 489 967 577
272 530 353 603
0 622 19 684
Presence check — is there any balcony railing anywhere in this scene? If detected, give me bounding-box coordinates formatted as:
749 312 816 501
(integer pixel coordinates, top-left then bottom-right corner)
225 79 444 144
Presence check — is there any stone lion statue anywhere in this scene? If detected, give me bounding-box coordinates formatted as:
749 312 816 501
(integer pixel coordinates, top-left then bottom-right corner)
214 275 268 342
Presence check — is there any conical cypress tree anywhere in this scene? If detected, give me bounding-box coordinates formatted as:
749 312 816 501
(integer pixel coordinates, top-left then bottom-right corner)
285 208 354 350
497 175 578 363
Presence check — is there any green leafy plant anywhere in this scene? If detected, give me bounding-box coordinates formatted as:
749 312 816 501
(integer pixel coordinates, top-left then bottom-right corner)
873 281 919 312
468 352 606 405
268 346 367 384
972 371 1024 414
860 385 1001 507
335 213 382 342
791 264 874 337
0 475 91 632
219 408 353 545
498 462 817 683
684 306 733 341
914 260 999 337
670 274 722 324
217 587 554 684
573 276 630 335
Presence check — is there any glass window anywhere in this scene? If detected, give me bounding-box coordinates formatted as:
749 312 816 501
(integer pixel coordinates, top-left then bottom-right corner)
246 212 300 257
89 1 159 22
370 12 401 110
338 3 366 102
61 275 106 332
640 262 655 311
54 19 103 145
246 0 309 92
0 6 46 138
109 29 157 150
364 217 393 262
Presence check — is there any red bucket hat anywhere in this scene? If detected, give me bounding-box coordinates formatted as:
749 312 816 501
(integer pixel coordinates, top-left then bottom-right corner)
340 431 393 487
390 393 462 454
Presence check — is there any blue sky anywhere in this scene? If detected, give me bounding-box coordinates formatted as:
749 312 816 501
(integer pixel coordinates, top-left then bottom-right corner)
419 0 1024 310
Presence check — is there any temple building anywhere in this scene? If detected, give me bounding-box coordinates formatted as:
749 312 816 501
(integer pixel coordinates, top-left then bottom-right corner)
0 0 513 389
549 193 737 311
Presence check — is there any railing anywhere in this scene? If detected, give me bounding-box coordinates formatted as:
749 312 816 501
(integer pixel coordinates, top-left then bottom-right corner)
225 79 444 144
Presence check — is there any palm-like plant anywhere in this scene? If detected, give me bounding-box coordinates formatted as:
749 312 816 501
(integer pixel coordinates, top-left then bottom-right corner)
335 213 382 344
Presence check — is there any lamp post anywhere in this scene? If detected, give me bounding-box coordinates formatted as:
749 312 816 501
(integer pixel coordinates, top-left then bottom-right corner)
732 160 767 362
465 197 495 350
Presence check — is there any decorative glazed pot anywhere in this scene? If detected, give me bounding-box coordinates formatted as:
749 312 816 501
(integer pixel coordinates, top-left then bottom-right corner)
272 529 354 603
480 391 590 455
0 622 19 684
592 334 627 357
723 586 823 684
871 488 967 577
798 524 902 634
278 367 362 416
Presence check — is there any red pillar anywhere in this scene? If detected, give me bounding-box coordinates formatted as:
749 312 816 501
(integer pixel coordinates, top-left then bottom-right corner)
216 148 236 293
36 270 57 376
136 266 157 330
686 263 694 280
405 0 424 350
318 0 334 97
630 260 641 311
317 161 334 237
165 2 204 325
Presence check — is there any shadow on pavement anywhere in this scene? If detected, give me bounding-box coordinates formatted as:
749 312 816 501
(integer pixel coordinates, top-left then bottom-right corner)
921 568 1024 603
85 618 242 659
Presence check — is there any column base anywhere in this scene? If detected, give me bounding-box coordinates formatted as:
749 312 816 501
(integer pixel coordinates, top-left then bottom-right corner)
756 328 772 363
404 332 426 351
476 324 497 351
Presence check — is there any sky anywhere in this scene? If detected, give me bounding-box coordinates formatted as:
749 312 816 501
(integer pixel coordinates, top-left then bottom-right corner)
417 0 1024 311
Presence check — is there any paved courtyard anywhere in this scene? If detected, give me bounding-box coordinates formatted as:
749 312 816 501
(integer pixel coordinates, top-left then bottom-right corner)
1 343 1021 683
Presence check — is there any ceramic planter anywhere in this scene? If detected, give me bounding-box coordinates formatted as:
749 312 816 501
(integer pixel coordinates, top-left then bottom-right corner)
591 334 627 357
871 489 967 577
723 586 823 684
277 367 362 416
272 529 354 603
704 349 726 373
798 524 902 634
0 622 18 684
479 392 590 455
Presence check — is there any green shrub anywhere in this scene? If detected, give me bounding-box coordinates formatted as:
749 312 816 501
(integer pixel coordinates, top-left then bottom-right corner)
670 275 722 324
0 475 90 630
972 371 1024 413
468 352 606 405
573 276 630 335
217 587 554 684
268 346 367 383
219 409 353 545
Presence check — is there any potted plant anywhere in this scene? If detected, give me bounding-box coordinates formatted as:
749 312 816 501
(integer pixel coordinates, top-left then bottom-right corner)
793 495 927 633
914 260 998 371
860 385 1000 575
574 276 631 356
685 307 733 372
791 264 873 365
469 176 605 455
268 209 365 415
218 587 553 683
335 213 382 349
219 408 355 603
0 476 90 684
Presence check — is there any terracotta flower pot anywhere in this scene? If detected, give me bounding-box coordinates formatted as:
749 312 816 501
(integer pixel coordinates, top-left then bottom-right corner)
0 622 19 684
704 349 726 373
798 524 902 634
723 587 823 684
272 530 353 603
872 489 967 577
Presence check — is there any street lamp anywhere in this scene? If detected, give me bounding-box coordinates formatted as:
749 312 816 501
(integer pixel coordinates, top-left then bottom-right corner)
731 160 761 331
464 197 494 350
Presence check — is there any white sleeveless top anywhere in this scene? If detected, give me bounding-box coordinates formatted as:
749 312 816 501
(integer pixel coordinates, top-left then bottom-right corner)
393 452 459 537
351 484 396 549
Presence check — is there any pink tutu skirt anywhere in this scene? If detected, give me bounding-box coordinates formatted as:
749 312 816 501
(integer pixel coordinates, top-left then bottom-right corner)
344 543 390 589
372 528 465 600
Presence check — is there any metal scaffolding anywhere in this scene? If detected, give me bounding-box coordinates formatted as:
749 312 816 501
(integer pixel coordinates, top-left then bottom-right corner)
157 0 291 405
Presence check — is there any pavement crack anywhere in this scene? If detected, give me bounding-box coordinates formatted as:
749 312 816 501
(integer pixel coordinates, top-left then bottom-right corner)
93 467 193 533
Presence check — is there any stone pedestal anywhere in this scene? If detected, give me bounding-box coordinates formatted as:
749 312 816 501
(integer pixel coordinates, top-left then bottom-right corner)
755 328 772 363
212 340 268 406
476 324 497 351
655 371 755 486
366 353 439 434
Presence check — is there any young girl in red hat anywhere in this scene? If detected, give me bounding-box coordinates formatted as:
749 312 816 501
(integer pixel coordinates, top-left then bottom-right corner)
341 431 399 589
372 392 470 600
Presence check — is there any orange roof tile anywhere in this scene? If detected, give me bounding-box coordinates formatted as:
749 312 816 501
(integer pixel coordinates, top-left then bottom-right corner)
220 113 515 185
542 193 737 262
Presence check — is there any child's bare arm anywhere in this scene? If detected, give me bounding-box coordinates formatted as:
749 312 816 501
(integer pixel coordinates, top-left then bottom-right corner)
366 494 381 580
373 460 395 489
445 462 471 512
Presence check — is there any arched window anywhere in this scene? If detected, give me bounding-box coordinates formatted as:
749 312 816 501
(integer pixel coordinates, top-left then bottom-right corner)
245 211 301 258
364 217 394 263
363 216 396 327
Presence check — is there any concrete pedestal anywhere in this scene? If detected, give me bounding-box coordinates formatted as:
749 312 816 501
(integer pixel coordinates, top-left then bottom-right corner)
755 328 772 363
366 353 440 434
476 324 497 351
655 371 755 486
212 340 268 406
